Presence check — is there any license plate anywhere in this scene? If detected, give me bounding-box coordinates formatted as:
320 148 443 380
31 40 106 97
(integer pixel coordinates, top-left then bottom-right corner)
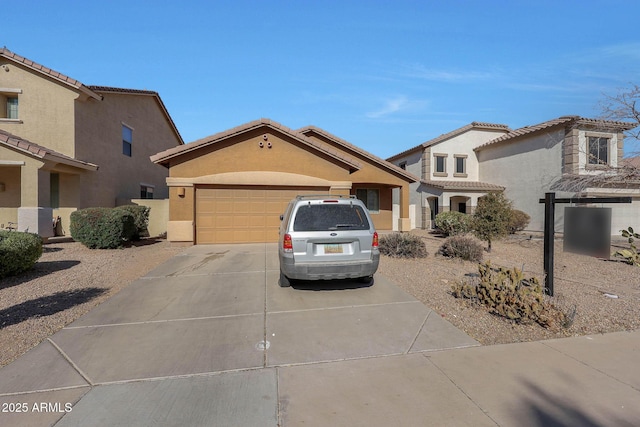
324 244 343 254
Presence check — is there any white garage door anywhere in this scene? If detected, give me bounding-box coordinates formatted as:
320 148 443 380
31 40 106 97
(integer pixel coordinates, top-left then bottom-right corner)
195 186 327 244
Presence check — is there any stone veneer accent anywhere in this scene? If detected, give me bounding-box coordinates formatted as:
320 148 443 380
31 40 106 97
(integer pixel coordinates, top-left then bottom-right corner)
563 127 580 175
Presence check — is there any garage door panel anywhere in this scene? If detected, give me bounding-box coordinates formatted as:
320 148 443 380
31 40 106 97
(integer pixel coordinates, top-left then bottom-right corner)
196 186 327 244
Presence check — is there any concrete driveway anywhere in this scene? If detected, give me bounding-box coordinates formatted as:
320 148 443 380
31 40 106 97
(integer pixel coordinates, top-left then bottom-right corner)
1 243 639 426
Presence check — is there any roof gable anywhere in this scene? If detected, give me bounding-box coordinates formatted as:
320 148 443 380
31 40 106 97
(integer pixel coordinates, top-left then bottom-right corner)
151 118 361 170
1 47 102 100
387 122 510 161
299 126 418 183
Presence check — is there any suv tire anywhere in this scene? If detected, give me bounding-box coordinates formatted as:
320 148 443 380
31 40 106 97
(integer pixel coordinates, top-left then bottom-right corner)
279 270 291 287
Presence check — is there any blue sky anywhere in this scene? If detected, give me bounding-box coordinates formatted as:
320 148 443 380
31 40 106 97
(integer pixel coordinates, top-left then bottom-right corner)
4 1 640 157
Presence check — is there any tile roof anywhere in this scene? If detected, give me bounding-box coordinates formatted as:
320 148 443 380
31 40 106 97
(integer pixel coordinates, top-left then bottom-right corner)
421 179 505 191
387 122 511 161
151 118 362 170
0 129 98 170
474 116 637 151
298 126 418 182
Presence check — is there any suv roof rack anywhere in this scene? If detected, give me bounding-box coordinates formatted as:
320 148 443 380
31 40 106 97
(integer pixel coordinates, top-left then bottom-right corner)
295 195 357 200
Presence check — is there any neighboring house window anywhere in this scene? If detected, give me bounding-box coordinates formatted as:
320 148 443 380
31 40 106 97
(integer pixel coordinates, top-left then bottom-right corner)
399 161 407 170
433 154 447 176
122 124 133 157
588 136 608 165
454 154 467 177
0 89 21 120
140 184 154 199
355 188 380 213
6 97 18 119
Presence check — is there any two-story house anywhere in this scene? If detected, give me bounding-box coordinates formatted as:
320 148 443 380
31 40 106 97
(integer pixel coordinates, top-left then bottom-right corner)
387 122 512 229
388 116 638 234
475 116 637 233
0 48 184 237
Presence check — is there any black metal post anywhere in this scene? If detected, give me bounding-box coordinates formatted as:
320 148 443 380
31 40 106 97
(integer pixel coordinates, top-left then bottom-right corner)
543 192 555 296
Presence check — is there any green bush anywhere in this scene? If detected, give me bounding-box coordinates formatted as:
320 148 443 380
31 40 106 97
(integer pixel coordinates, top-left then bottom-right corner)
0 231 43 278
434 211 473 236
473 192 513 252
70 207 136 249
379 233 428 258
451 262 568 329
115 205 150 240
508 209 530 234
438 234 483 262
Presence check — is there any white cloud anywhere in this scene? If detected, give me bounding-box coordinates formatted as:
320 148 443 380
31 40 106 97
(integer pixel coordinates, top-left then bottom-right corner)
365 96 428 119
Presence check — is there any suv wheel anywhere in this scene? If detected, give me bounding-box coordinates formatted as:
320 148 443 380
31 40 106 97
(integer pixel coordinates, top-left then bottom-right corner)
279 270 291 288
358 276 373 284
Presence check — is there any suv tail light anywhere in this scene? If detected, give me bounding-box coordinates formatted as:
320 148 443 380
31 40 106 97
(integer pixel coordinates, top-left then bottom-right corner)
283 233 293 253
372 231 379 248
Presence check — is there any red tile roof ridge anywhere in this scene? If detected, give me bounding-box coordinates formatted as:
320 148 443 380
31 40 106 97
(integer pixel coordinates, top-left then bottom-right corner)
298 125 419 182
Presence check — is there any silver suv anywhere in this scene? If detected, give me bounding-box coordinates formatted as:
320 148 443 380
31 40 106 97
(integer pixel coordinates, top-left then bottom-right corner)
278 195 380 287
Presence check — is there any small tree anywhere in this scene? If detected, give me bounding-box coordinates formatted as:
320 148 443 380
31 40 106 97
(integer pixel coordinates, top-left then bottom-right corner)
473 192 512 252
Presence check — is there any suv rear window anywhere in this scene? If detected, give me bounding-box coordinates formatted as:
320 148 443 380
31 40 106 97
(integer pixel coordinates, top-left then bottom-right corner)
293 204 370 231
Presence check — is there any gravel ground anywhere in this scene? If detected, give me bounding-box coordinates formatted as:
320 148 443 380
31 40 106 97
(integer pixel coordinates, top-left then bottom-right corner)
2 232 639 368
0 239 184 368
379 230 640 345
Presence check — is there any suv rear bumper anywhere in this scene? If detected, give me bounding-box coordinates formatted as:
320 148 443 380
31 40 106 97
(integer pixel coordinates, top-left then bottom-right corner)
280 255 380 280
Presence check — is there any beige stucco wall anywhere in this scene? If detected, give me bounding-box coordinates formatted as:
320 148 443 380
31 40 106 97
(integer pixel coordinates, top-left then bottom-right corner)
163 126 415 239
0 60 78 157
166 129 353 228
478 129 573 232
131 198 169 238
75 92 179 208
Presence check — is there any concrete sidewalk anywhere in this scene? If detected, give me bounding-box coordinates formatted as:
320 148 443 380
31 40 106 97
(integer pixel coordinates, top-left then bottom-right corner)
0 243 638 426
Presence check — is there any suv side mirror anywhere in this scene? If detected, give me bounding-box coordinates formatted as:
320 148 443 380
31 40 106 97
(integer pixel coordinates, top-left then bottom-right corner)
279 214 284 221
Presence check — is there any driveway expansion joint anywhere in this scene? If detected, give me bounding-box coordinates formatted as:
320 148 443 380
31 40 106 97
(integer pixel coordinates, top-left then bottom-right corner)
47 338 94 387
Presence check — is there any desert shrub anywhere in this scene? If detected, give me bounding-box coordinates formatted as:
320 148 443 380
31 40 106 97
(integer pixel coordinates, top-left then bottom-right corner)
379 233 428 258
508 209 530 234
0 231 43 278
451 261 567 329
434 211 473 236
70 207 136 249
438 234 483 262
613 226 640 266
115 205 150 240
473 192 512 252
